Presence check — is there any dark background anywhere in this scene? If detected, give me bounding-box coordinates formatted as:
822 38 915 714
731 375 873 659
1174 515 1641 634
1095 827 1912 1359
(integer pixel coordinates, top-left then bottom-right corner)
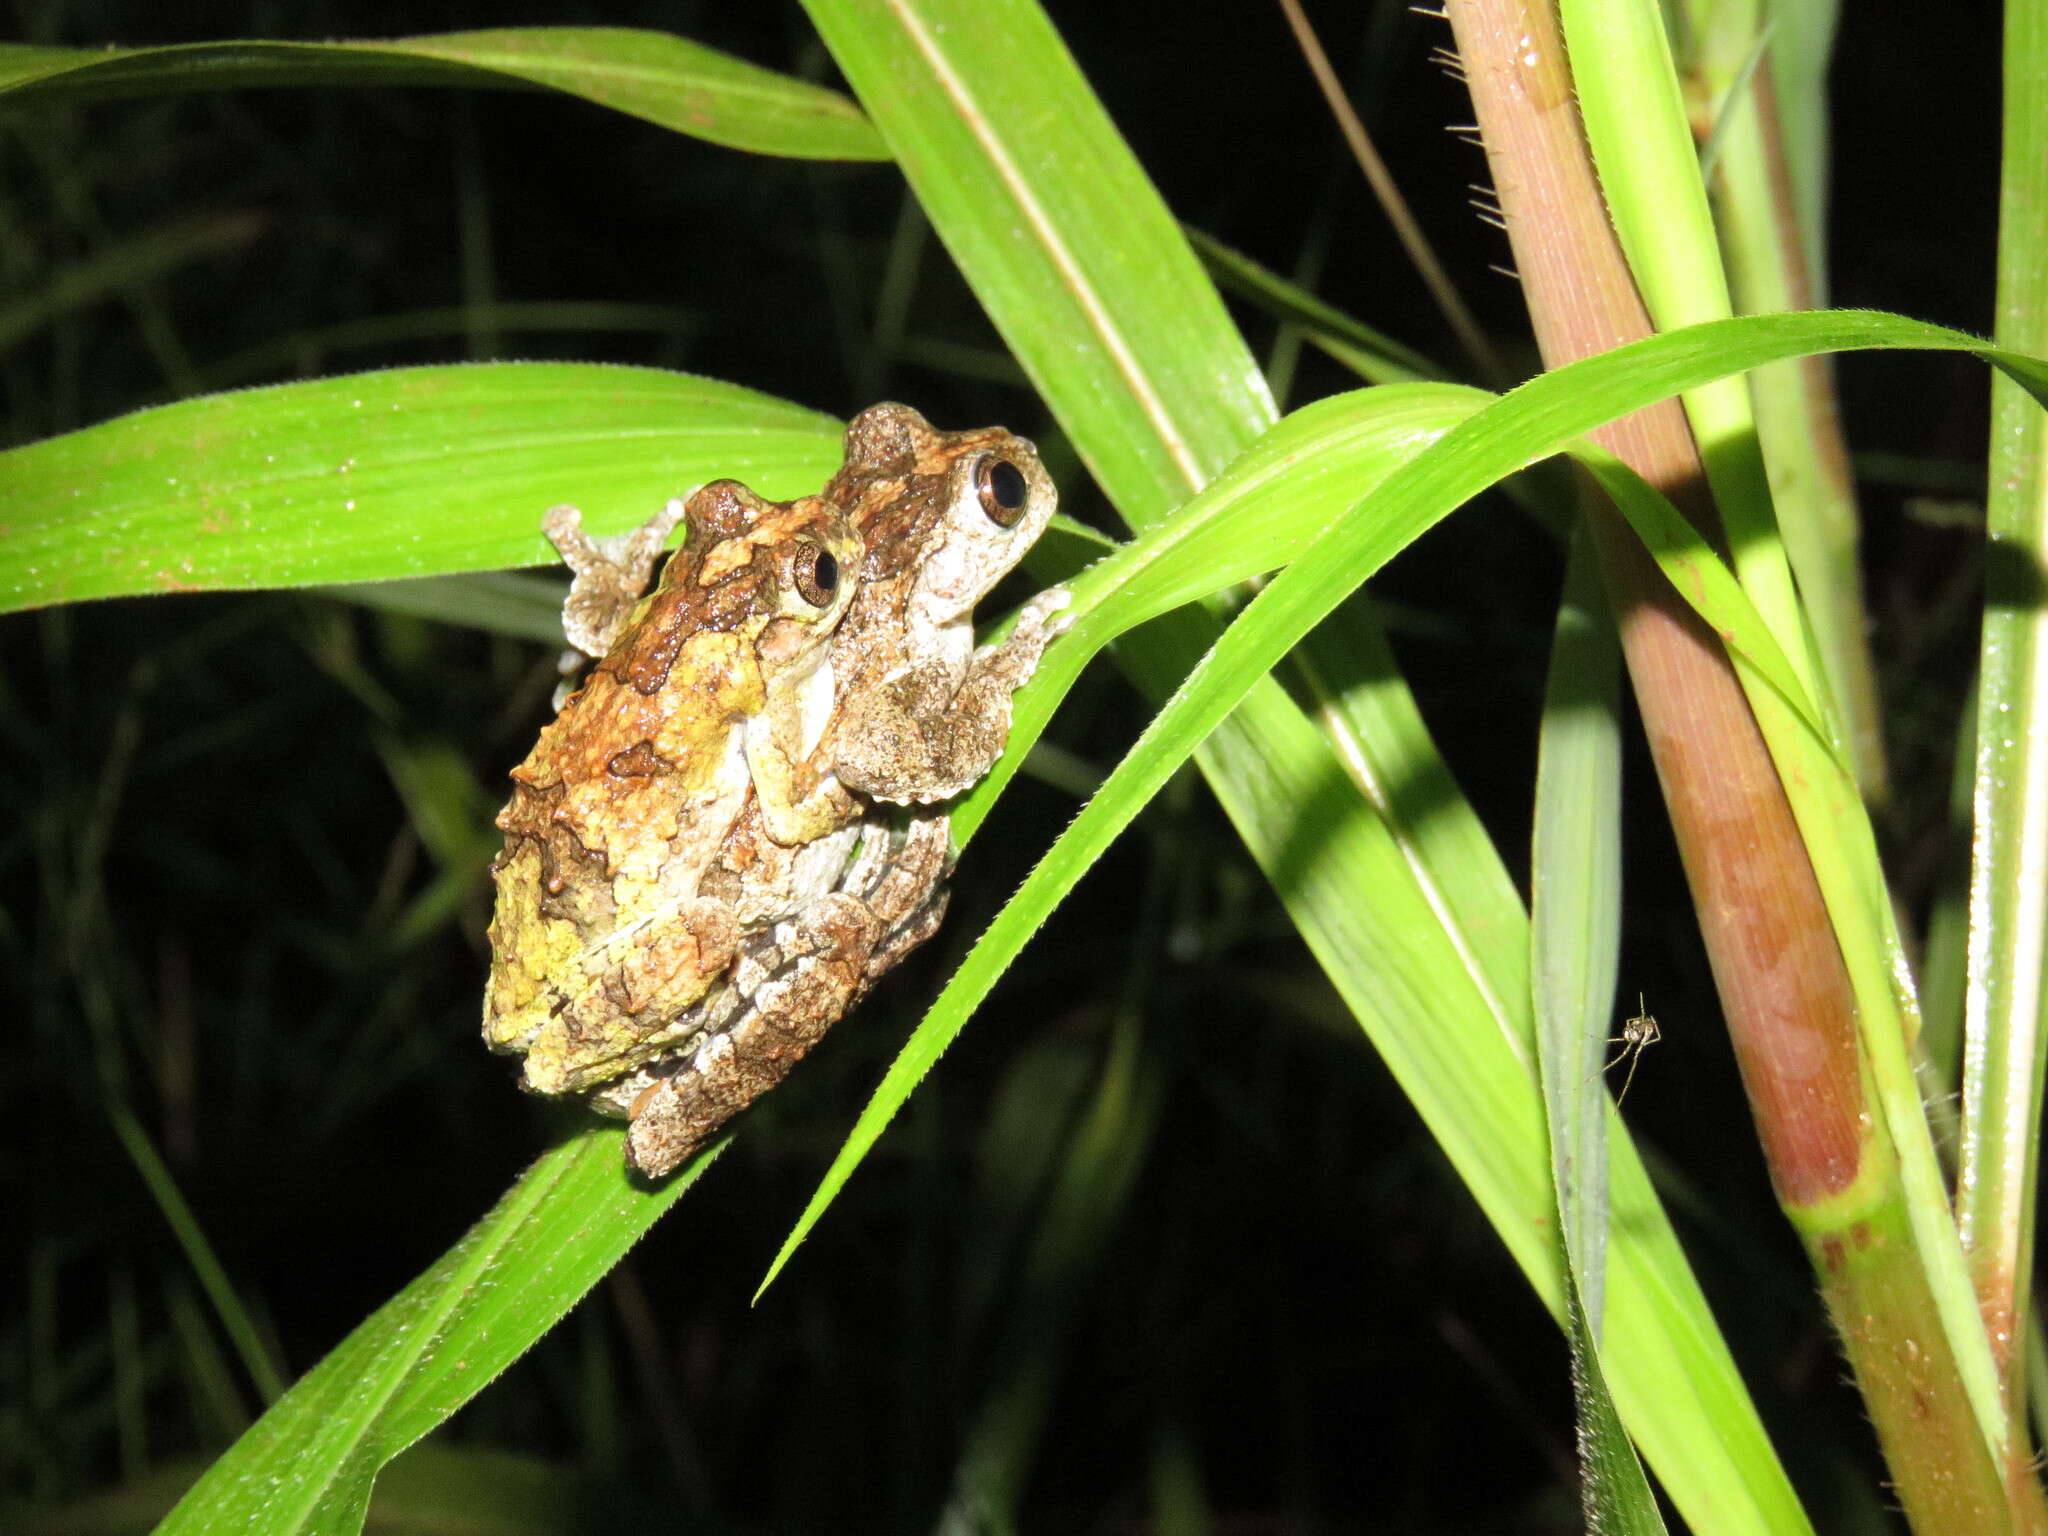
0 3 2000 1531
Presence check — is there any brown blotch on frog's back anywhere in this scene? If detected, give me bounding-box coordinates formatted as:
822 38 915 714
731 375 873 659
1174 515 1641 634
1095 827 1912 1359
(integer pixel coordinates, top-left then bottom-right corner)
610 578 703 695
696 567 780 633
836 403 922 480
830 410 1030 583
605 740 670 778
687 480 759 544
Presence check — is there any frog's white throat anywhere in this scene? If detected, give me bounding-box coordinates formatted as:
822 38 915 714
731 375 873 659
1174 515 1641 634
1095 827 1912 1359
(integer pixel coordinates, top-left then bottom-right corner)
793 652 840 761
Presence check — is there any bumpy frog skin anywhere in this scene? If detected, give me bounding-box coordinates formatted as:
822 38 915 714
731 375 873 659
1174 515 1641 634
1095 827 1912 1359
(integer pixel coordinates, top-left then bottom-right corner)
482 479 863 1097
612 404 1070 1176
592 812 955 1157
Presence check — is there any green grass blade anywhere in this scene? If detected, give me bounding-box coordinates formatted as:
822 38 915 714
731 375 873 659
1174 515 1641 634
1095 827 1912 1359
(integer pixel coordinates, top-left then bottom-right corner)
941 1010 1164 1523
795 2 1815 1524
1530 528 1666 1530
0 210 266 359
194 302 707 394
1569 1293 1671 1534
163 1279 251 1445
1682 2 1886 799
948 385 1490 843
156 1130 712 1536
799 0 1274 524
1532 524 1625 1333
0 31 885 162
1564 0 1814 713
106 1102 287 1407
1590 449 2015 1464
1185 226 1443 386
0 364 843 611
1957 0 2048 1421
773 306 2048 1524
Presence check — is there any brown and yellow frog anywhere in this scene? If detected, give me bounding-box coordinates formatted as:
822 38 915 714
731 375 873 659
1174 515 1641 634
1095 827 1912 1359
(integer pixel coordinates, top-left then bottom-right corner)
483 405 1069 1177
482 477 863 1097
614 403 1069 1175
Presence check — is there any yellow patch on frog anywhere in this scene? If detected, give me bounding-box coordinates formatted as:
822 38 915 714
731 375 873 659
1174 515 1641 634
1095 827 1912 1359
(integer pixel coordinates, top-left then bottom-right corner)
480 841 590 1053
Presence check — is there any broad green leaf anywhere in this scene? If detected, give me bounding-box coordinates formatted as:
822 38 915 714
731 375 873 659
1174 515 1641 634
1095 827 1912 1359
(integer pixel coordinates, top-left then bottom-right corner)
950 384 1488 844
799 0 1275 524
1572 443 1824 744
1532 526 1625 1333
157 1130 712 1536
0 31 887 162
0 364 843 611
1567 1284 1672 1535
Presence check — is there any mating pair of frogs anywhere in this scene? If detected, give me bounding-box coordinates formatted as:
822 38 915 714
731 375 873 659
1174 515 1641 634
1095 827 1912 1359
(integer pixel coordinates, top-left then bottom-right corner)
482 404 1068 1177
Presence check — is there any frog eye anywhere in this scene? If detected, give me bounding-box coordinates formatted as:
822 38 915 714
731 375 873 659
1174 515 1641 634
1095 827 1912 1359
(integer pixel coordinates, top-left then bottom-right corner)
793 542 840 608
975 454 1030 527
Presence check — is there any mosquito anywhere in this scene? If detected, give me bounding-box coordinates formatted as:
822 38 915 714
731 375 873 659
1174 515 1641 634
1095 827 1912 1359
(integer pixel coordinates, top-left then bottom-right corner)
1602 994 1661 1107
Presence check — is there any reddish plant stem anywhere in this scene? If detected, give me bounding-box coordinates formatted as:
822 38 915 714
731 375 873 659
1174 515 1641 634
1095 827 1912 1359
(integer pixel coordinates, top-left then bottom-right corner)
1442 0 1864 1200
1438 0 2025 1527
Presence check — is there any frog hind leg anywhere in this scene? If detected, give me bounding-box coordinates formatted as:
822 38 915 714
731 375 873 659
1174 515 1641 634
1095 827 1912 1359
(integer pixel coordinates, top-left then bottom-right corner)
521 895 741 1095
624 893 879 1177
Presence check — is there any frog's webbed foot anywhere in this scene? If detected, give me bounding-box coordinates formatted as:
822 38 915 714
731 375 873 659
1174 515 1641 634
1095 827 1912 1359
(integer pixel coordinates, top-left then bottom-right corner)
834 813 953 978
544 498 689 661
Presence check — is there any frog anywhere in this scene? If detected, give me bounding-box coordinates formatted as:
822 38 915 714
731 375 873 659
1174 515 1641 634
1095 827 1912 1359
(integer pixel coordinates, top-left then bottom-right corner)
817 401 1073 807
481 475 865 1099
603 403 1071 1176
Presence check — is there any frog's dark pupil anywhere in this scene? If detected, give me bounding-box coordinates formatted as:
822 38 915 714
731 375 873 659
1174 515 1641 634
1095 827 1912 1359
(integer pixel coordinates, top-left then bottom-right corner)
988 458 1026 509
794 543 839 607
976 456 1030 527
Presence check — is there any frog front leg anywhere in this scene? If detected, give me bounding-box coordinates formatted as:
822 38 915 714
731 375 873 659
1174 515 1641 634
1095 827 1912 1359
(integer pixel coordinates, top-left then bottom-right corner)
543 499 688 660
834 586 1072 804
742 664 862 848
